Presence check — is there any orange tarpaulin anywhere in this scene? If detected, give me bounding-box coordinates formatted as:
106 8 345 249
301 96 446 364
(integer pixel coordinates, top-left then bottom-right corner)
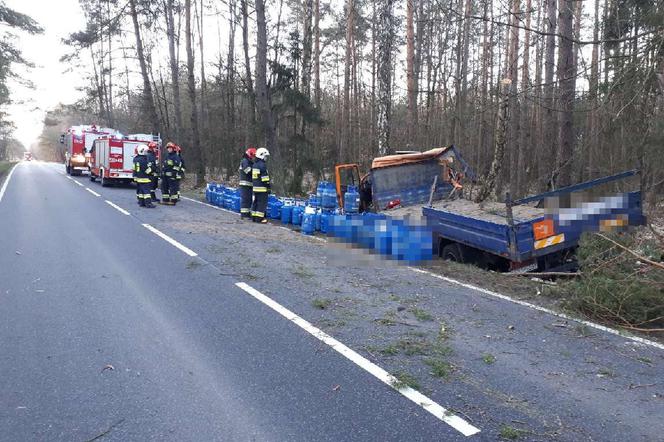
370 147 452 169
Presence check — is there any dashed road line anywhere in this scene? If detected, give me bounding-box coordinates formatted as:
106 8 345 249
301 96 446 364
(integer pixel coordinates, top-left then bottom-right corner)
410 267 664 351
0 163 17 204
105 200 130 216
235 281 481 437
142 223 198 257
73 180 84 187
86 188 101 197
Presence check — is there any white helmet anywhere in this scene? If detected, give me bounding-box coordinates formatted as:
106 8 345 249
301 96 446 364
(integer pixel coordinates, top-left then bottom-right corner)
255 147 270 160
137 144 148 155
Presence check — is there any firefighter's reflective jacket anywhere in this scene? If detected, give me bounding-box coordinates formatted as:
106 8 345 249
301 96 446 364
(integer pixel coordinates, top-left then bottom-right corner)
175 153 185 180
133 155 153 183
146 151 159 176
162 151 183 179
252 158 270 193
239 156 253 187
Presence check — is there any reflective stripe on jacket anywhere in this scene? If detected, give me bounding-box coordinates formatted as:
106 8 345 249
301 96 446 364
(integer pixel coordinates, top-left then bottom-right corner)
252 159 270 193
238 156 253 187
146 152 159 176
162 152 183 179
133 155 153 183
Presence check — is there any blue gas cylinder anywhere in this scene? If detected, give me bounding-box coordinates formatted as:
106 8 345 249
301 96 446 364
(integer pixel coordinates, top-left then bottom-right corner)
281 205 294 224
344 185 360 213
374 218 393 255
214 189 224 206
301 212 316 235
268 200 283 219
206 183 215 203
320 212 330 234
231 195 241 212
309 194 320 208
315 211 322 231
291 206 304 225
318 181 336 209
316 181 327 201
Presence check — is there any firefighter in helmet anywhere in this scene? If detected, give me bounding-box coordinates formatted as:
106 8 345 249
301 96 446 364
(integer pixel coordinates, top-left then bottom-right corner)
251 147 270 223
239 147 257 219
147 141 160 202
161 142 183 205
133 144 156 208
173 144 185 203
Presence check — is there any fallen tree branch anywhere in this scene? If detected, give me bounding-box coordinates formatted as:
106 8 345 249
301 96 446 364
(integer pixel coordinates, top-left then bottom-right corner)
618 325 664 333
594 233 664 271
506 272 581 277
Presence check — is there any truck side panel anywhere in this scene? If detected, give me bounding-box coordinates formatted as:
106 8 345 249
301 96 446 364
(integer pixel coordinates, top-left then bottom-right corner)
423 207 511 257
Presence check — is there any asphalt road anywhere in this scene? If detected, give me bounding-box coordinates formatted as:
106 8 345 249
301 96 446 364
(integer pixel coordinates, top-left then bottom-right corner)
1 161 663 441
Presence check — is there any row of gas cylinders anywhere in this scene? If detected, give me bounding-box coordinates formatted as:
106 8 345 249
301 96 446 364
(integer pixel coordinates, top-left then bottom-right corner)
205 183 431 261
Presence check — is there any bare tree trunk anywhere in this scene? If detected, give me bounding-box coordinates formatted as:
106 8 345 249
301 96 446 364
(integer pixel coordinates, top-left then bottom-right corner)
555 0 575 188
406 0 416 141
507 0 520 197
586 0 600 179
313 0 321 108
240 0 256 143
341 0 354 163
165 0 182 141
195 0 208 160
377 0 395 156
129 0 160 134
476 79 511 202
517 0 532 195
106 0 114 127
185 0 204 185
226 0 237 178
542 0 557 189
255 0 277 155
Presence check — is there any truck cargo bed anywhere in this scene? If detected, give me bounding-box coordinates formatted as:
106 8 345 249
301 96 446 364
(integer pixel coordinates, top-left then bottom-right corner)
386 198 544 224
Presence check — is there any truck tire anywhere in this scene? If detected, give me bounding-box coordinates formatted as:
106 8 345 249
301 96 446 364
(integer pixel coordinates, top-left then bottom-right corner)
89 170 96 182
442 243 464 263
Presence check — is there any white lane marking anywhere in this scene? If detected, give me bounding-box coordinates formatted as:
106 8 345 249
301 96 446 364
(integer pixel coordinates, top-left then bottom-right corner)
235 282 481 437
73 180 84 187
86 188 101 197
142 223 198 257
410 268 664 351
105 200 130 216
0 163 18 204
181 196 236 214
65 175 73 180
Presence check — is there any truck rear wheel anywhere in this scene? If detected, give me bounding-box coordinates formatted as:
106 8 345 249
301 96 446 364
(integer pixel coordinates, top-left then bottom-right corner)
442 244 464 263
89 170 96 182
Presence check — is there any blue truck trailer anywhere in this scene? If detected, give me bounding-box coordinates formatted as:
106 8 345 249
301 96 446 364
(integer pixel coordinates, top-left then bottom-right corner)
336 147 645 272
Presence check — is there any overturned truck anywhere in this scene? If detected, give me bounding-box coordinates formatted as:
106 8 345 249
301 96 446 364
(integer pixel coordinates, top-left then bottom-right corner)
333 146 645 272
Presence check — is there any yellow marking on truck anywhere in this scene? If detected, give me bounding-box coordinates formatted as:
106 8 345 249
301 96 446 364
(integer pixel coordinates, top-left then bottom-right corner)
534 233 565 250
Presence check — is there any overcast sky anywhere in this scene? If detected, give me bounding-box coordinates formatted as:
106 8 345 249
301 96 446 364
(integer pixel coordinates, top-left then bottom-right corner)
6 0 84 150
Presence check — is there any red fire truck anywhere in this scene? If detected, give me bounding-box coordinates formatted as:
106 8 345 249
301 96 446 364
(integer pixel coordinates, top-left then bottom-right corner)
61 125 119 175
89 134 161 186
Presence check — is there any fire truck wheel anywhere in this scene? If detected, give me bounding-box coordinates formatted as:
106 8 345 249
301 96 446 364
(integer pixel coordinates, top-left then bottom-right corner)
89 171 96 182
